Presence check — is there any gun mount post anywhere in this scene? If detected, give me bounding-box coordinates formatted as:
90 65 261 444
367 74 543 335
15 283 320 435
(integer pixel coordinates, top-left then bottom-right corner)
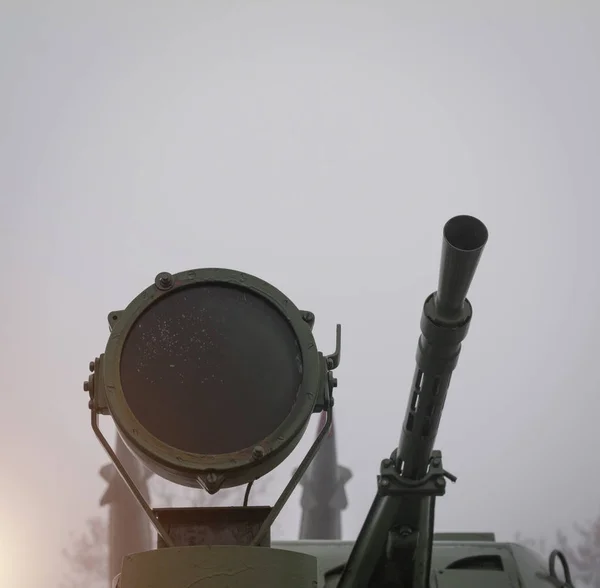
337 215 488 588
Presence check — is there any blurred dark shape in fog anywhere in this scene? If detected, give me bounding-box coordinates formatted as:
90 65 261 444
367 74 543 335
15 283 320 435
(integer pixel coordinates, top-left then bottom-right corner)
299 412 352 540
99 434 153 587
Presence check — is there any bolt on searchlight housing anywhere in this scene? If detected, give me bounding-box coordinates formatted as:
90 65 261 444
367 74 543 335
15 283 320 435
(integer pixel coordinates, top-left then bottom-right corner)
81 215 501 588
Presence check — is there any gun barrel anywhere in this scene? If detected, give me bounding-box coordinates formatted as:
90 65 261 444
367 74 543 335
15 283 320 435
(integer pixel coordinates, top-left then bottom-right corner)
396 215 488 479
337 215 488 588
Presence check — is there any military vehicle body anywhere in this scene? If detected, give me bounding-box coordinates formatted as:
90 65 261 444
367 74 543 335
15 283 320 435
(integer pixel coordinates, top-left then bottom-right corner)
274 537 571 588
82 215 575 588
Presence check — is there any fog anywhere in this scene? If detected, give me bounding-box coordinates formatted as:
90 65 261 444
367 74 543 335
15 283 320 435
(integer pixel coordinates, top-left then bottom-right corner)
2 2 599 586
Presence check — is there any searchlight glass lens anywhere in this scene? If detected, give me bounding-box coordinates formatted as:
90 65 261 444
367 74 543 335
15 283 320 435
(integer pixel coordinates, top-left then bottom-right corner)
119 284 303 455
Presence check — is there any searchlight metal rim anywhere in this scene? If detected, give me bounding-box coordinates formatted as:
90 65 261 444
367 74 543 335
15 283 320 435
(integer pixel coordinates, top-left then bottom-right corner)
103 268 321 485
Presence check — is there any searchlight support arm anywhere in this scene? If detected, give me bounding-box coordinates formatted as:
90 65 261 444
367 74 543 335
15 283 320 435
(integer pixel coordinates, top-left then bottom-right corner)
337 215 488 588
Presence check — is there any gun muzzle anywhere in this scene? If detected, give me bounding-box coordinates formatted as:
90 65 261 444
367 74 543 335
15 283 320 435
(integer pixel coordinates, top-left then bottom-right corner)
435 215 488 319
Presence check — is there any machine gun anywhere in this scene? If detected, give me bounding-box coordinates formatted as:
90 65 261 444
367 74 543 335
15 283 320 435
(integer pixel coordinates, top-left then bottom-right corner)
336 214 488 587
82 215 489 588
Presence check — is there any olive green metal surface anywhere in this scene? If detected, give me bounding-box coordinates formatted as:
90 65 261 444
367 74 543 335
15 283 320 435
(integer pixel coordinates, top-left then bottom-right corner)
119 545 318 588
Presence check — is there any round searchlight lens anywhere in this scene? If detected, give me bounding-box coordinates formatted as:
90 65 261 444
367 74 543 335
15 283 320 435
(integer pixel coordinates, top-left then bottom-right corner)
120 284 302 455
102 269 321 490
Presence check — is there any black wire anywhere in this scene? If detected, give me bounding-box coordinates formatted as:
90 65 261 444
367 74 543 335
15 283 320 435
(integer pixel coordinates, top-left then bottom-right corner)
243 480 254 506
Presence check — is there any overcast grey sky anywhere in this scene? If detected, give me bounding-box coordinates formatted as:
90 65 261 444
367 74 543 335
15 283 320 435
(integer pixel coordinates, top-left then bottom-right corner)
2 2 600 587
